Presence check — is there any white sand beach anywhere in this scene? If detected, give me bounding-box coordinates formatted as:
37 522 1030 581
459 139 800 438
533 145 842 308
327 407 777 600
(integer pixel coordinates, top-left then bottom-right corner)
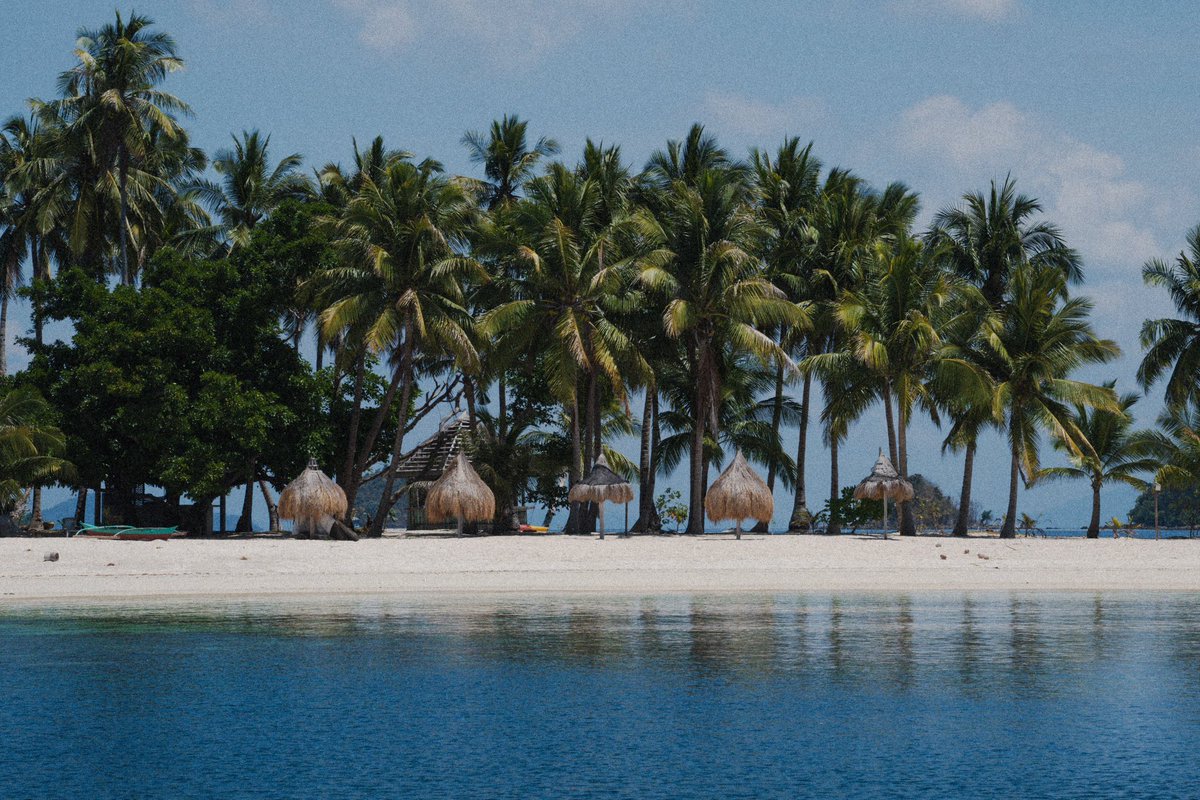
3 534 1199 602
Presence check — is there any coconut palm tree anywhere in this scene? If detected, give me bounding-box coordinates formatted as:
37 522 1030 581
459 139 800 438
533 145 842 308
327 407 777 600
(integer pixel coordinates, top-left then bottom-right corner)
1138 225 1200 410
52 11 189 284
462 115 559 211
928 178 1081 535
1036 383 1157 538
827 235 987 535
981 265 1119 538
318 156 483 536
195 130 308 250
638 159 808 533
0 387 72 533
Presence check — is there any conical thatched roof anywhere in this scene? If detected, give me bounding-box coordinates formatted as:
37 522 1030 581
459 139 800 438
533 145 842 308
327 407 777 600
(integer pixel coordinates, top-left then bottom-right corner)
279 458 348 520
426 451 495 523
568 454 634 505
705 450 773 523
854 450 914 502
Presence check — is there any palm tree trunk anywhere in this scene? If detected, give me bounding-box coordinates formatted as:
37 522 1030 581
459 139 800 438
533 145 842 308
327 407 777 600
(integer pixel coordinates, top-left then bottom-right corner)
788 372 813 532
0 292 8 377
339 356 367 520
828 435 841 536
30 485 43 527
314 329 325 371
952 440 975 536
118 147 132 285
633 386 655 532
368 332 417 538
463 375 478 430
686 364 707 535
498 375 508 440
75 487 88 527
236 462 256 532
352 366 405 481
1087 480 1101 538
882 381 898 465
259 479 279 532
566 394 582 534
755 360 786 533
898 403 916 536
1000 436 1020 539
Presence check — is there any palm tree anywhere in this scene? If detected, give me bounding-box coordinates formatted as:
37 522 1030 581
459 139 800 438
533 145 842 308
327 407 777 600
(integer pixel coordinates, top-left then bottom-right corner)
196 130 308 249
1145 404 1200 526
1036 383 1157 538
828 235 986 535
462 115 559 211
638 157 808 533
1138 224 1200 410
53 11 189 284
928 177 1082 535
981 265 1119 538
318 157 482 536
0 387 72 533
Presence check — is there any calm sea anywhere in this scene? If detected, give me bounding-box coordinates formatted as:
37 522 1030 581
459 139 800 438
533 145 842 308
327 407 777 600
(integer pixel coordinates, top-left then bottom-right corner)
3 593 1199 799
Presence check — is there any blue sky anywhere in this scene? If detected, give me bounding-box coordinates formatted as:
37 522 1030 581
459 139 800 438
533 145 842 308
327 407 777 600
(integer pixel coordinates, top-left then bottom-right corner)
4 0 1198 529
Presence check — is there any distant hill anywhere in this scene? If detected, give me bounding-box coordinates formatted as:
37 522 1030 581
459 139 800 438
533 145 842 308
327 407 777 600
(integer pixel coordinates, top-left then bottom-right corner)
1129 485 1200 529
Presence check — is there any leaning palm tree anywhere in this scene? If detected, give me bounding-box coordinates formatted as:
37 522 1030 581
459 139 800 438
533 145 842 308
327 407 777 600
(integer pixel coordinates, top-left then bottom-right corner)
981 265 1120 538
317 157 483 536
52 11 189 283
1138 224 1200 411
196 130 308 249
1036 383 1157 538
639 156 809 533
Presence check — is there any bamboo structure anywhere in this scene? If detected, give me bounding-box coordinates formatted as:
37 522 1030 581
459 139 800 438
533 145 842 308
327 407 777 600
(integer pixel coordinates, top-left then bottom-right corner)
705 450 773 539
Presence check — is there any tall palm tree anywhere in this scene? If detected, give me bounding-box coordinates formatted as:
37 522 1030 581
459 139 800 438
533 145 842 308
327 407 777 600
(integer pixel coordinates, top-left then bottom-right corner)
1138 224 1200 410
1036 383 1157 538
196 130 308 250
462 115 559 211
928 177 1081 535
981 265 1119 538
639 161 808 533
318 157 482 536
828 235 986 535
53 11 189 284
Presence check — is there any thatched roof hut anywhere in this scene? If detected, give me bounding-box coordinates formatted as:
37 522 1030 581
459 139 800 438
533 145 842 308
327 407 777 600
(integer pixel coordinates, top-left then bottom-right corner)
426 452 495 535
853 451 914 502
705 450 773 538
279 459 348 539
569 454 634 538
853 450 913 539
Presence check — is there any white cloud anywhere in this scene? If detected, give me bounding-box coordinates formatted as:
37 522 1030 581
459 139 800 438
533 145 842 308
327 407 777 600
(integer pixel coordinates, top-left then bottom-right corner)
898 94 1178 271
891 0 1019 21
702 91 826 139
331 0 668 64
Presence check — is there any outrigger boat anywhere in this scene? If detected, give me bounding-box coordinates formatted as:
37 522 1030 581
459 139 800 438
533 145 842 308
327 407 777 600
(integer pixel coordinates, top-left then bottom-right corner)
74 524 185 541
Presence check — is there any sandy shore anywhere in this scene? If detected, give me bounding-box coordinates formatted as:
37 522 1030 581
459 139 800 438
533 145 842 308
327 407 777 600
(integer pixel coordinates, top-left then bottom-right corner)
3 534 1200 603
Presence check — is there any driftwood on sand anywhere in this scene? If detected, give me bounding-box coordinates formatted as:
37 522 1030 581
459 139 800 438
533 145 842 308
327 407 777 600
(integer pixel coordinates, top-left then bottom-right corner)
705 450 773 539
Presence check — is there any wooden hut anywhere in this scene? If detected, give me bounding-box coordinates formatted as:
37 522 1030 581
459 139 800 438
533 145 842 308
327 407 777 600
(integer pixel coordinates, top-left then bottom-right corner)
279 459 349 539
426 452 496 536
705 451 773 539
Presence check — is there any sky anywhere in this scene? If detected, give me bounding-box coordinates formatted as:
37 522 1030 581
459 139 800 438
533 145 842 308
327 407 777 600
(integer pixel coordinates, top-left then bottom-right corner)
4 0 1199 530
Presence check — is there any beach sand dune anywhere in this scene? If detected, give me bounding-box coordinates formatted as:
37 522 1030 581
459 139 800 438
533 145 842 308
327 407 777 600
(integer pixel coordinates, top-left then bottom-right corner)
3 535 1199 601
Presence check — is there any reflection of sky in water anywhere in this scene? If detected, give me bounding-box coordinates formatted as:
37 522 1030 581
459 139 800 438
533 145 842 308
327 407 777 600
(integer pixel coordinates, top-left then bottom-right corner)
3 594 1200 799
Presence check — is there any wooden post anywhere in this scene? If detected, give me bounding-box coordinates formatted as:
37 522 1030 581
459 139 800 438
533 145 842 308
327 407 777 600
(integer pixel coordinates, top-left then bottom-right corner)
735 519 742 540
456 516 463 538
599 503 605 540
882 496 888 541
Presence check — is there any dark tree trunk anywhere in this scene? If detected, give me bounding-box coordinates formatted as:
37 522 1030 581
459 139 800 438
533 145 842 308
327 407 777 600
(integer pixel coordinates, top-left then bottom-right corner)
498 375 508 440
236 462 256 532
0 293 8 377
314 330 325 371
754 360 786 533
339 356 367 520
353 366 405 479
464 375 478 430
566 394 582 534
368 331 417 538
259 479 280 532
882 381 898 466
30 486 42 527
632 386 658 532
952 440 975 537
1000 435 1020 539
686 376 706 535
75 487 88 526
898 404 916 537
788 372 813 532
1087 481 1101 538
828 435 841 536
118 147 132 285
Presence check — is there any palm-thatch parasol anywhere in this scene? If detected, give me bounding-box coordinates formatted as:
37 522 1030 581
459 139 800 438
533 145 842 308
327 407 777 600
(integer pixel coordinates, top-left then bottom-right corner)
853 450 914 539
568 454 634 539
426 451 495 536
705 450 773 539
279 458 348 539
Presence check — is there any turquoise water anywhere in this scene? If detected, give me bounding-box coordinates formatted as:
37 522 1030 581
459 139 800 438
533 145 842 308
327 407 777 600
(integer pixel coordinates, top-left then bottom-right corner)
3 593 1200 799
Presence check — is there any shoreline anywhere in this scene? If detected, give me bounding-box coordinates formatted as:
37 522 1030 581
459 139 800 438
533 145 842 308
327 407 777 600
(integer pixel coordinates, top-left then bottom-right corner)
4 535 1200 603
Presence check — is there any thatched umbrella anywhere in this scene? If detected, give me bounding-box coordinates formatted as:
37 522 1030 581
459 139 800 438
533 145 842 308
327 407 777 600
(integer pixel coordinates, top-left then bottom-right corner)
426 452 495 537
853 450 914 540
705 450 773 539
568 454 634 539
279 458 348 539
